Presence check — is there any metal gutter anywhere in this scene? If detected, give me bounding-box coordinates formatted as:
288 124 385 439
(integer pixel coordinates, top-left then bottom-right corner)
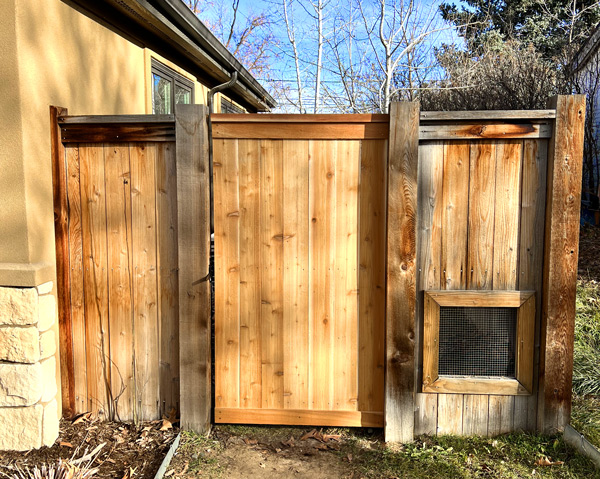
152 0 275 109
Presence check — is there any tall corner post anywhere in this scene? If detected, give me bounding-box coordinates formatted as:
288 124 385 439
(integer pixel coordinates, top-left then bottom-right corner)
385 101 420 443
50 105 75 417
538 95 586 433
175 104 212 433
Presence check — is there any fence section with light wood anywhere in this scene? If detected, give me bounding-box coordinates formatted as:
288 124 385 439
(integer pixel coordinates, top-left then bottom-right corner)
211 116 387 427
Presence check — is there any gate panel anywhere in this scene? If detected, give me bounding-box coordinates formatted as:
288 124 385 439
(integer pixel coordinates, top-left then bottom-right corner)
212 115 387 427
62 139 179 421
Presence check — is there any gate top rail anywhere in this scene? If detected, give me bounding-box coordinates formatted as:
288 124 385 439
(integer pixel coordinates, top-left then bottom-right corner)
58 114 175 143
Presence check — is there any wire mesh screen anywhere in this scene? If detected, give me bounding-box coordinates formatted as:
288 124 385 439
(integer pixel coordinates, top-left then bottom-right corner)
438 306 517 377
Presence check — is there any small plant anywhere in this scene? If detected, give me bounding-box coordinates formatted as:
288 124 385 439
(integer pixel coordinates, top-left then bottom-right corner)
9 460 97 479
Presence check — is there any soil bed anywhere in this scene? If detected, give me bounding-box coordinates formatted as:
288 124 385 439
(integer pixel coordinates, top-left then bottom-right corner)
0 416 178 479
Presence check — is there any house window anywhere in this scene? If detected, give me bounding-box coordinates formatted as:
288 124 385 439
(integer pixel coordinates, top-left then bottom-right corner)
221 98 244 114
151 60 194 114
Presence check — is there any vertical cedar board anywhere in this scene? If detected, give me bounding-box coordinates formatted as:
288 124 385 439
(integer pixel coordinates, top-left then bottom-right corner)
104 144 134 420
239 139 263 409
213 138 241 409
176 105 212 433
51 106 75 415
415 141 443 435
538 95 586 433
66 146 87 414
282 140 310 410
385 102 419 443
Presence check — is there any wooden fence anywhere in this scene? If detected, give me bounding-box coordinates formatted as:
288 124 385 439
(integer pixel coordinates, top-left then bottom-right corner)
52 97 585 442
211 115 388 427
52 107 210 430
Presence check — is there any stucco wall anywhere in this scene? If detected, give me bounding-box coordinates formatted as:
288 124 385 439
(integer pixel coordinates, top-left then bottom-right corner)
1 0 215 286
0 0 219 449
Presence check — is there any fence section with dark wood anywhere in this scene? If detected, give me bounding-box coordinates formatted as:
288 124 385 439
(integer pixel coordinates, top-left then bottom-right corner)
52 108 210 431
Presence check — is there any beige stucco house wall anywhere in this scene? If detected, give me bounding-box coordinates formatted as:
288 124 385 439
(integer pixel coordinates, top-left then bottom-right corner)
0 0 267 451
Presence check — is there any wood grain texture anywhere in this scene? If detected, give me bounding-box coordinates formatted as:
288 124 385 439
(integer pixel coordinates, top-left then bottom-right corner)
51 106 74 415
130 143 159 420
260 140 285 410
424 377 530 395
282 140 310 410
214 138 240 409
438 141 470 435
333 141 360 411
437 394 463 435
156 142 180 416
66 146 87 414
467 141 496 290
309 140 337 411
488 396 515 436
415 141 443 436
215 408 384 427
419 123 552 140
358 140 387 413
239 139 263 409
539 96 585 433
463 395 489 436
385 102 419 442
213 122 388 140
104 144 134 420
425 290 533 307
176 105 212 432
79 144 111 416
515 139 548 431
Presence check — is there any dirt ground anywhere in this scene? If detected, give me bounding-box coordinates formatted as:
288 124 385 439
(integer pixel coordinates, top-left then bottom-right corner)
0 415 178 479
168 426 371 479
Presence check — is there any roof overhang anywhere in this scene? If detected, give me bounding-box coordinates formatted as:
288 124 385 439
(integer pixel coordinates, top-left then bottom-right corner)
68 0 276 112
572 23 600 75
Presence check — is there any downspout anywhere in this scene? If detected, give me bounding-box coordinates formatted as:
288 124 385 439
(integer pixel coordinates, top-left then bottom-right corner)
207 71 238 234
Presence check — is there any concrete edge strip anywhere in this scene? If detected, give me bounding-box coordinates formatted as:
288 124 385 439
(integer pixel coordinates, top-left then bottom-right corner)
153 432 182 479
564 424 600 469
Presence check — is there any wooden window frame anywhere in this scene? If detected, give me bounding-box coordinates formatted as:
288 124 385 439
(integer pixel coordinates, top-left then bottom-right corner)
422 290 536 396
151 59 195 114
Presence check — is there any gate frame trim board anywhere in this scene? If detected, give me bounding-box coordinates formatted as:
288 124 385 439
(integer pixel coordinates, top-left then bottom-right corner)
385 101 420 443
175 104 212 433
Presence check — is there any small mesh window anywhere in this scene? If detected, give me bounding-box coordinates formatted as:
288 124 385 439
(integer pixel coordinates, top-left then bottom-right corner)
438 306 517 377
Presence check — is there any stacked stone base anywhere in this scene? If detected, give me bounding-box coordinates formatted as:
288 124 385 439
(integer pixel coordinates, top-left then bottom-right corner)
0 284 59 451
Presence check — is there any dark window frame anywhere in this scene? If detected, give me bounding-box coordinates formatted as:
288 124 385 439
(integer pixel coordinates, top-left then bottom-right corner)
151 59 195 114
221 97 244 114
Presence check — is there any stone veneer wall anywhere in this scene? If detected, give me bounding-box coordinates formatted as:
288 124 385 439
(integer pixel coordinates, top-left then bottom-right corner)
0 283 59 450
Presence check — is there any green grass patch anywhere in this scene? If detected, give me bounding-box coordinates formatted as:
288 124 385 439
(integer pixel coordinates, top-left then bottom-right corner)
339 432 600 478
574 280 600 396
178 430 223 477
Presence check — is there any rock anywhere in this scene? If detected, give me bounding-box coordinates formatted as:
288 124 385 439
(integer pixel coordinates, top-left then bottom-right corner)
36 282 53 296
40 356 57 403
0 362 43 406
0 326 40 363
42 399 59 447
37 295 56 332
0 287 38 326
0 405 43 451
39 330 56 360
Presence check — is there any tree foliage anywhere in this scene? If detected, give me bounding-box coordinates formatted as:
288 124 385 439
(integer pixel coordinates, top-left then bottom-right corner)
419 40 567 111
440 0 600 59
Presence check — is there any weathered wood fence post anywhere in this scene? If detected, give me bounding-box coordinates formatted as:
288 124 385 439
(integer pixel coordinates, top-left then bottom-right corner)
385 101 420 442
176 104 212 433
538 95 586 433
